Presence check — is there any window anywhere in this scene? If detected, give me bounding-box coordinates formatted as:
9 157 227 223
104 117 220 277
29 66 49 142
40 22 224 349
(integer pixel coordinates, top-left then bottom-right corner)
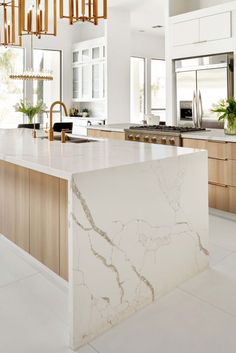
33 49 61 125
0 47 24 128
130 57 145 124
151 59 166 122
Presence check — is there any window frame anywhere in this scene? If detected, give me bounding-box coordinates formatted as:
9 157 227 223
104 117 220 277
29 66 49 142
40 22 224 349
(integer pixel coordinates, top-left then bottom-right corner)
33 48 62 120
151 58 166 117
130 56 147 123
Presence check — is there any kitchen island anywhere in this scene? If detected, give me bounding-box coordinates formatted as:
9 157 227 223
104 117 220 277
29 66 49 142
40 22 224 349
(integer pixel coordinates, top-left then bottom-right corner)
0 129 209 350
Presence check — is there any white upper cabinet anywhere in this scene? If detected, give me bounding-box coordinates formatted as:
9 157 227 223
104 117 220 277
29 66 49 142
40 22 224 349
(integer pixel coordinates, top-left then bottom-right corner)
172 11 232 47
199 12 231 42
172 19 199 46
72 37 106 102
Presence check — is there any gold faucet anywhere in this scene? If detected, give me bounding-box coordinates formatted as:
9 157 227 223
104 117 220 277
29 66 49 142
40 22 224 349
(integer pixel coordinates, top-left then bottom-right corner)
48 101 68 141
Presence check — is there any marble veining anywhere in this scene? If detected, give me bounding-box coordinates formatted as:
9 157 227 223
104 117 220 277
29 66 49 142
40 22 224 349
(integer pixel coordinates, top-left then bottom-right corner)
69 151 209 350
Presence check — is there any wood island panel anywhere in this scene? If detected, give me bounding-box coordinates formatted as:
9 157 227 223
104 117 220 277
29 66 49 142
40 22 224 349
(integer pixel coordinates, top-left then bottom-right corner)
29 170 60 274
59 179 68 280
207 141 227 160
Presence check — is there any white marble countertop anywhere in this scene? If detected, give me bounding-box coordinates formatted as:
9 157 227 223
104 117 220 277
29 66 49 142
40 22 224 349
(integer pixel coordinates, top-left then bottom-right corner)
86 123 140 132
182 128 236 143
0 128 201 180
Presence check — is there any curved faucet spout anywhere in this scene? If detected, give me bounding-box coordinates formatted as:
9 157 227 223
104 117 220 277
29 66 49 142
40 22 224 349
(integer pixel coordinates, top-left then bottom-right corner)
48 101 68 141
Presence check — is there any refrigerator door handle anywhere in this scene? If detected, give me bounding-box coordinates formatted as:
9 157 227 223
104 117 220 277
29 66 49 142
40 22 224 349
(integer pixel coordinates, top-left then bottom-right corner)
192 91 197 127
198 90 203 127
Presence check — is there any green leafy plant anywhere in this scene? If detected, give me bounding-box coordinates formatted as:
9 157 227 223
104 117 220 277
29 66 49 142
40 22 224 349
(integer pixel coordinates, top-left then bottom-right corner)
14 100 46 124
212 98 236 130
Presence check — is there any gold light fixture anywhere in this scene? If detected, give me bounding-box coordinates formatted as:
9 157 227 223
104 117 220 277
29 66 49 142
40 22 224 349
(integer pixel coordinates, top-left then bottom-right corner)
19 0 57 37
9 34 53 80
0 0 22 47
59 0 107 25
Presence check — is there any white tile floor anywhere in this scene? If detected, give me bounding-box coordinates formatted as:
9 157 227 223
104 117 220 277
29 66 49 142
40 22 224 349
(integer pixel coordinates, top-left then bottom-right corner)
0 210 236 353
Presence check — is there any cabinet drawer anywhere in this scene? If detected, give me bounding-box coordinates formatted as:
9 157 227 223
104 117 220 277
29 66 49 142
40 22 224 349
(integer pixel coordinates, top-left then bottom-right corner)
182 139 207 150
208 158 228 185
227 143 236 160
209 183 229 212
229 186 236 213
207 141 227 160
228 160 236 187
200 12 231 42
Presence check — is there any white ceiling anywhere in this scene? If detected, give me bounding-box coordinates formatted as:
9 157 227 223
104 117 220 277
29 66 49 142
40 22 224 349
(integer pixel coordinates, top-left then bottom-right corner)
108 0 166 36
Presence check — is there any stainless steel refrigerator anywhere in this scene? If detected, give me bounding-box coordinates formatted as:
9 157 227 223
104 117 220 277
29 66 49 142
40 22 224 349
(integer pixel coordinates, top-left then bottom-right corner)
175 53 234 128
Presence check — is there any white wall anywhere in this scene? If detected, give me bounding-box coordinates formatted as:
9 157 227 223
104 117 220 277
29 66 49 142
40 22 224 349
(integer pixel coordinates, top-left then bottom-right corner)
200 0 233 7
169 0 200 16
106 8 131 124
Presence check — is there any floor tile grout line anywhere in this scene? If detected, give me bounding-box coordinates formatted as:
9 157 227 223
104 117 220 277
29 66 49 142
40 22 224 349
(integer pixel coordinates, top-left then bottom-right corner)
210 250 235 267
89 343 101 353
210 241 236 253
178 286 236 319
0 272 39 290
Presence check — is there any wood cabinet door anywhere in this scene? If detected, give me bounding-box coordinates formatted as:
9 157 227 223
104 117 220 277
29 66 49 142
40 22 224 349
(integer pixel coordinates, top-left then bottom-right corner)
29 170 60 274
208 158 228 185
209 183 229 212
229 187 236 214
227 160 236 187
182 138 207 150
200 12 231 42
207 141 227 160
228 143 236 160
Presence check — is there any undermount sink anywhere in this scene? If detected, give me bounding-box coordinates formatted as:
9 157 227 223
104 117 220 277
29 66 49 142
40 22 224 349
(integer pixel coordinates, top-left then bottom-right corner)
40 135 97 144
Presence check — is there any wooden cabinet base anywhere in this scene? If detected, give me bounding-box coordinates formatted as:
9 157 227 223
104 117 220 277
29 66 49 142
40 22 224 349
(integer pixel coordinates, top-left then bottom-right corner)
0 161 68 280
209 183 229 212
87 128 125 140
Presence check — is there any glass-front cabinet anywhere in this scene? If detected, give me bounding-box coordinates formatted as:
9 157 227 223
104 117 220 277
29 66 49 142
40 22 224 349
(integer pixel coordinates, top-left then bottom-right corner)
72 38 106 102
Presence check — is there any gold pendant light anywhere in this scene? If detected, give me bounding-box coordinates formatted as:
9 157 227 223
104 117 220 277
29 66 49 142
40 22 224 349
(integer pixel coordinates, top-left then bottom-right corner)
0 0 22 47
59 0 107 25
19 0 57 37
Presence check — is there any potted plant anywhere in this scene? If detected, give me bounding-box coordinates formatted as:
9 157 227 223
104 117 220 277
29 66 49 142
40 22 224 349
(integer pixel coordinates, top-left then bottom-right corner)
82 108 90 117
14 100 46 127
212 98 236 135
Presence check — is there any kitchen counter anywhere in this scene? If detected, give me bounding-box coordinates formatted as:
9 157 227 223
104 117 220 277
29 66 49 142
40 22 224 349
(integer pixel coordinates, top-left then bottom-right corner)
87 123 139 132
182 128 236 142
0 128 196 179
0 128 209 351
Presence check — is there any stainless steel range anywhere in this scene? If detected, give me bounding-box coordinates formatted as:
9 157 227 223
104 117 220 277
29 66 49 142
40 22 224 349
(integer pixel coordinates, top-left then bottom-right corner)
125 125 206 147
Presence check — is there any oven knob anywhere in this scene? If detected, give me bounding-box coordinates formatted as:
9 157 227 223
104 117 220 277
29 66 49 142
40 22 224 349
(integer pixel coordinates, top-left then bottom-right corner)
135 135 140 141
161 137 167 145
169 138 176 146
144 136 149 142
151 136 157 143
128 134 134 140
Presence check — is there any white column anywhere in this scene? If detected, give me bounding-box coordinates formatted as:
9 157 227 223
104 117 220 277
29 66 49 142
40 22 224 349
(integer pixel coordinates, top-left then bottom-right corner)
105 8 131 124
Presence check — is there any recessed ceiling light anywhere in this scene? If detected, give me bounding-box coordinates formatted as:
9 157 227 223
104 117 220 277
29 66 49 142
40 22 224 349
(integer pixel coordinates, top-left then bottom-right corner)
152 25 163 29
139 30 145 33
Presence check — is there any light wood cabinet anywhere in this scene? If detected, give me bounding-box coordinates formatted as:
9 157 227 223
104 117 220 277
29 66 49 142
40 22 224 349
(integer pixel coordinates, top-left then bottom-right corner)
208 158 228 185
183 138 236 213
209 184 229 212
0 161 68 280
87 128 125 140
229 187 236 213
